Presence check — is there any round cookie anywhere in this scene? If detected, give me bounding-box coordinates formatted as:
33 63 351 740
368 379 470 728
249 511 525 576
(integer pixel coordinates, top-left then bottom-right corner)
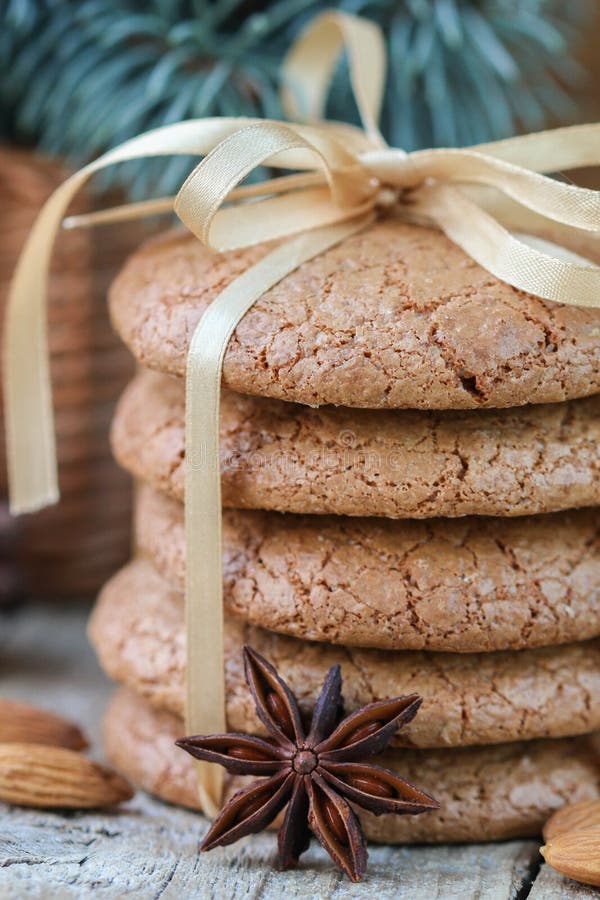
113 370 600 519
89 559 600 748
136 484 600 653
109 220 600 410
105 687 600 843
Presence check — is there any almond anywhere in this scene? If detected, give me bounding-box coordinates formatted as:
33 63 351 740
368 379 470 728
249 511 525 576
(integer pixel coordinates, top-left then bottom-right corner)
540 826 600 887
543 799 600 841
0 698 88 750
0 743 134 808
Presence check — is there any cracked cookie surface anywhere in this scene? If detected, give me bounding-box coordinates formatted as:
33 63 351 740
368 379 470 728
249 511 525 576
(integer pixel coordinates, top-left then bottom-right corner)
135 484 600 652
89 559 600 747
109 220 600 410
112 370 600 519
104 687 600 843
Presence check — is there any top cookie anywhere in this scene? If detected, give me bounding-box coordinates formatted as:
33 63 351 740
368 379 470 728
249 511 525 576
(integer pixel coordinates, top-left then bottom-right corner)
109 219 600 410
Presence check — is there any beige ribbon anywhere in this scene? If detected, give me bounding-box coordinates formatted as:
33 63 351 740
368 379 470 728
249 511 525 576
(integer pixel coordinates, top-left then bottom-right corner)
4 10 600 815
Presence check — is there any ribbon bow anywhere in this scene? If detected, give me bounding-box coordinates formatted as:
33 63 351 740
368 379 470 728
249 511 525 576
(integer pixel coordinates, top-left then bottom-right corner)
4 11 600 815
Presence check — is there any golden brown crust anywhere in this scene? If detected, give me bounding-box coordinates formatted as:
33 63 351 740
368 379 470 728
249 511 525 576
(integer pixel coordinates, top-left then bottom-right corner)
104 687 600 843
112 370 600 519
89 560 600 748
108 221 600 410
135 484 600 653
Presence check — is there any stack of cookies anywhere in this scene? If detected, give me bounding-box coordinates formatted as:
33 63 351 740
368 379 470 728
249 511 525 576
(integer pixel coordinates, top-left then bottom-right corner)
89 219 600 843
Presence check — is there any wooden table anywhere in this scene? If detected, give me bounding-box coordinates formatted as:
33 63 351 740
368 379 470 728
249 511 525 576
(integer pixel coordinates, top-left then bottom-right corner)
0 603 595 899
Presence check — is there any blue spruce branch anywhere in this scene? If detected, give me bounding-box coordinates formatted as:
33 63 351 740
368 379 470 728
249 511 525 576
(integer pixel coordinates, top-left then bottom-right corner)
0 0 590 197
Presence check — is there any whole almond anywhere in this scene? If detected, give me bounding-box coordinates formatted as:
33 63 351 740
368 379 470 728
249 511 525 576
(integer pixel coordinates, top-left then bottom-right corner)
541 826 600 887
0 698 88 750
0 743 134 809
544 799 600 841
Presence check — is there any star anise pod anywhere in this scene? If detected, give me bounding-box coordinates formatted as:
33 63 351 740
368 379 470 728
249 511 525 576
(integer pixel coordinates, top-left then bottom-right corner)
176 646 439 881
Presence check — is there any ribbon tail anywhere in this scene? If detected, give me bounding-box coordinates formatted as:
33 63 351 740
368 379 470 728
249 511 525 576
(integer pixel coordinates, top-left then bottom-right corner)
184 214 373 815
414 184 600 308
4 117 326 516
3 171 92 513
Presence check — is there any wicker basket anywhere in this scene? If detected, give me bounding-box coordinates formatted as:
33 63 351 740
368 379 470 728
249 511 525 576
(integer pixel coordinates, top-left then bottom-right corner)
0 146 141 602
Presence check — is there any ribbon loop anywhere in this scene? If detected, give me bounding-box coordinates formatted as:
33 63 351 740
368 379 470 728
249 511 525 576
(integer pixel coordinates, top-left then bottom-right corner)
175 121 377 251
473 123 600 173
363 146 600 233
281 10 387 148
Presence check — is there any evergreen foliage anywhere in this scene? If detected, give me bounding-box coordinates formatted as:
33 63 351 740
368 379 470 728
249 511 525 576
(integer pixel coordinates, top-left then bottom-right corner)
0 0 588 197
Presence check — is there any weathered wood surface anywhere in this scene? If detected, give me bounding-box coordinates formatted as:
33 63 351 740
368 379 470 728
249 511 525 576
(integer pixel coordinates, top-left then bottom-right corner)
0 604 594 899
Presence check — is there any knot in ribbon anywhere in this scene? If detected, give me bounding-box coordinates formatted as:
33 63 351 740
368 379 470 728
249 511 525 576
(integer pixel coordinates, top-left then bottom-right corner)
4 10 600 815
